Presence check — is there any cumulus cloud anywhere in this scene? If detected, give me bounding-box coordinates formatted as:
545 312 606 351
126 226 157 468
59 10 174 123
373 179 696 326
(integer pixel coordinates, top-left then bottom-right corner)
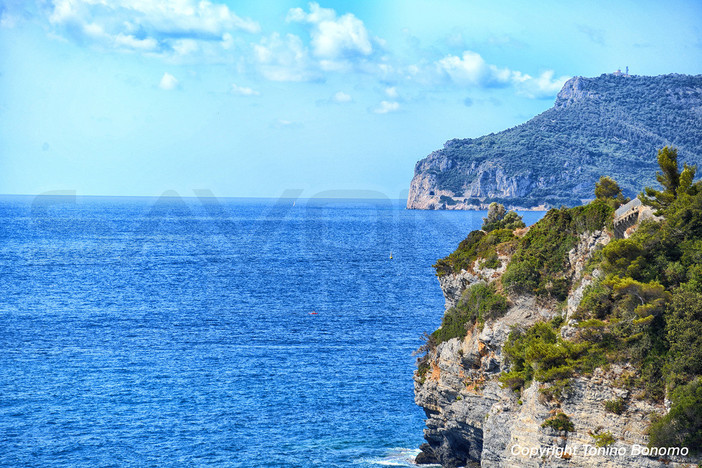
512 70 570 99
231 83 259 96
332 91 352 103
286 2 375 72
158 72 179 90
436 50 569 98
373 101 400 114
46 0 259 57
251 3 384 81
437 51 511 87
253 32 320 82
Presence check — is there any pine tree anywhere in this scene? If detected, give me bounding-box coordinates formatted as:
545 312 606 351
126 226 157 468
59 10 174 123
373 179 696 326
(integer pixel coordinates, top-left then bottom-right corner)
640 146 697 213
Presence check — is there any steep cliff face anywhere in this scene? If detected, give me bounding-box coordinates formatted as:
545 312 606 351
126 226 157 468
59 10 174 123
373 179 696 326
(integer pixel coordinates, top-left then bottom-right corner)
414 228 698 467
406 73 702 210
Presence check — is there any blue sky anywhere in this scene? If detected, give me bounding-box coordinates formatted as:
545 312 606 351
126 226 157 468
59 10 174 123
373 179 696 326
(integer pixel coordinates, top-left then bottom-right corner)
1 0 701 198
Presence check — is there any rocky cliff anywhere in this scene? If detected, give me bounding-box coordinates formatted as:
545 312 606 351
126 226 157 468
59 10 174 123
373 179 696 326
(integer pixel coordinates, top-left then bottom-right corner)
414 218 700 467
407 73 702 210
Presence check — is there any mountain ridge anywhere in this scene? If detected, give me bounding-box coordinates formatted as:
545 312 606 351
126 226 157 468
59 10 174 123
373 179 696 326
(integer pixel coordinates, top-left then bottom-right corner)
407 73 702 210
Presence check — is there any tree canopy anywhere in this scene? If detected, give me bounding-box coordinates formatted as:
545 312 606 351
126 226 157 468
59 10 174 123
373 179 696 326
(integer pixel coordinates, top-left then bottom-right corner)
482 202 525 232
640 146 698 213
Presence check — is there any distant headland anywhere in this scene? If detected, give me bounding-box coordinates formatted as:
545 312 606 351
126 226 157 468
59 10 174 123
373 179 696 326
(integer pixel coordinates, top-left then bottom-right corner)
407 73 702 210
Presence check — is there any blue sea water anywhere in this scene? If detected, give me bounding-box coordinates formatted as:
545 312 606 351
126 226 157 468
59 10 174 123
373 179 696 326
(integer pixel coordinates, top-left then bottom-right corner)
0 195 544 467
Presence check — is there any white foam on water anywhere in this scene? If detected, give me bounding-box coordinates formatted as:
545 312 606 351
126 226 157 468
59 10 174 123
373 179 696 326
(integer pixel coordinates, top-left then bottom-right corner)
356 447 440 467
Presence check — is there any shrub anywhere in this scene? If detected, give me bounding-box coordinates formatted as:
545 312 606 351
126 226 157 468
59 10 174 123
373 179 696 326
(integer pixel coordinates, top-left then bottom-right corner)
502 200 613 300
604 398 626 415
432 283 509 343
499 322 590 394
590 429 615 447
482 203 526 232
481 253 501 269
434 229 515 276
664 290 702 388
648 379 702 453
541 412 575 433
416 362 429 384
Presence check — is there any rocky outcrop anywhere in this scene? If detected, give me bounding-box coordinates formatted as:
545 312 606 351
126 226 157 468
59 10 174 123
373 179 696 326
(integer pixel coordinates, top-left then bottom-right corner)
414 229 700 467
554 76 601 109
406 152 546 211
437 252 511 310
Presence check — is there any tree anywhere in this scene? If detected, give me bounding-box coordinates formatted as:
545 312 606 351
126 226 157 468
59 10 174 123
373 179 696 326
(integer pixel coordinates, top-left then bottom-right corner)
640 146 697 213
595 176 629 208
595 176 623 199
482 202 525 232
665 290 702 388
648 379 702 453
485 202 505 226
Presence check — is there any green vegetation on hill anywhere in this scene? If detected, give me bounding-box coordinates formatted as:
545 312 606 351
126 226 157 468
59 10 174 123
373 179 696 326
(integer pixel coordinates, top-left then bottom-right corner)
501 200 613 300
429 146 702 450
499 148 702 450
432 283 508 344
433 203 526 277
499 320 597 398
413 74 702 207
482 203 526 232
648 379 702 454
434 229 516 277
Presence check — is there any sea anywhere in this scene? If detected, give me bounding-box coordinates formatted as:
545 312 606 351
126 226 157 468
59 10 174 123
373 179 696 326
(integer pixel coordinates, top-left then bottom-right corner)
0 195 544 467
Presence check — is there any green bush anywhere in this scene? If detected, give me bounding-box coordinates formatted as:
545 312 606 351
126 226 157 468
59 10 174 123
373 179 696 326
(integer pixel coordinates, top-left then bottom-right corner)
499 322 591 395
502 200 613 300
590 429 615 447
416 362 429 384
604 398 626 415
648 379 702 453
572 275 670 400
541 412 575 433
665 290 702 388
481 253 501 269
482 203 526 232
432 283 509 343
434 229 515 276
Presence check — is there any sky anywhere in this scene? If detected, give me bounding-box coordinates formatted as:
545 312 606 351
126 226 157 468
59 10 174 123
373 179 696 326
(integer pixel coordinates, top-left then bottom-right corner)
1 0 701 199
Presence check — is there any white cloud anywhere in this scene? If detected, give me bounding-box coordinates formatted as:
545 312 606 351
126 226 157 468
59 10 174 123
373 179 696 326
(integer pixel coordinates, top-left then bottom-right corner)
332 91 352 103
46 0 259 56
512 70 570 98
231 83 259 96
221 32 234 50
436 50 569 98
253 32 320 82
115 33 159 51
171 39 199 56
437 51 511 87
158 72 179 90
374 101 400 114
287 2 374 71
385 87 398 98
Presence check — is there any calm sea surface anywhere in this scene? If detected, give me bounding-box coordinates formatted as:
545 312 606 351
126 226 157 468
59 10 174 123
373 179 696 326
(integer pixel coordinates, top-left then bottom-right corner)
0 195 544 467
